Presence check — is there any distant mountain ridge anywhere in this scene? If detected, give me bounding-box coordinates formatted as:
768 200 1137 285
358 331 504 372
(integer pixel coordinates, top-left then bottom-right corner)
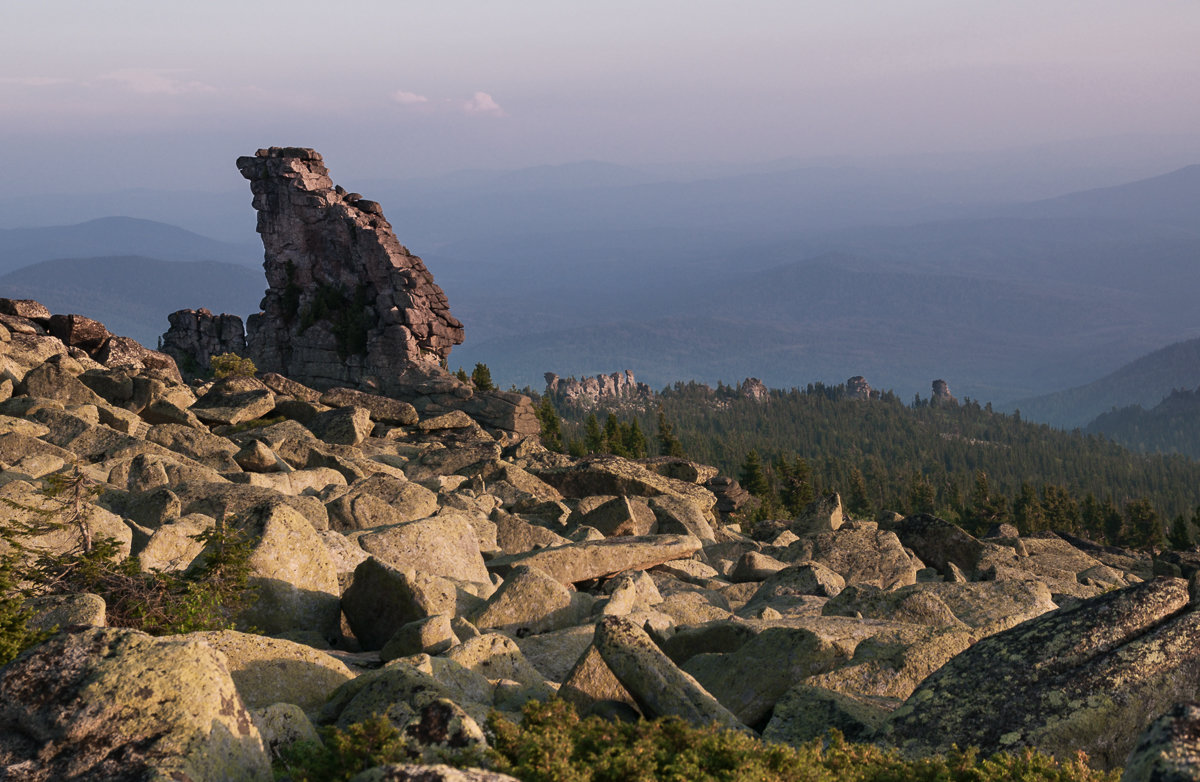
2 162 1199 405
0 216 259 275
1013 337 1200 429
1009 163 1200 230
1086 386 1200 459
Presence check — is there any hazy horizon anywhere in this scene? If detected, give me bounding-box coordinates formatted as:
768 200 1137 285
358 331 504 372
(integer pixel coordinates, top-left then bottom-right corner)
3 1 1199 198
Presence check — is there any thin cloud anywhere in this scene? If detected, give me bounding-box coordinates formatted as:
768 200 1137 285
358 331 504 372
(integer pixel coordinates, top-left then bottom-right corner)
462 91 504 117
392 90 429 105
98 69 217 95
0 76 72 87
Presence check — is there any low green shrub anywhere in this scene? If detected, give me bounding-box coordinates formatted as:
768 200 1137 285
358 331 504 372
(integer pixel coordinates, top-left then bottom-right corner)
271 700 1118 782
486 700 1118 782
2 469 256 639
0 550 49 666
275 714 410 782
29 525 256 636
211 352 258 379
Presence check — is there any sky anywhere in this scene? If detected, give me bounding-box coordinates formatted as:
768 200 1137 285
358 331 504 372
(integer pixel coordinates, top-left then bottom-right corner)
2 1 1199 194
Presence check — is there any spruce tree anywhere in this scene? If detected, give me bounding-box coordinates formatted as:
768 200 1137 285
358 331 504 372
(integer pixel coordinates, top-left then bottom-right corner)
739 450 769 497
584 413 603 454
537 396 564 453
1168 514 1194 551
470 363 495 391
624 419 648 458
656 408 685 458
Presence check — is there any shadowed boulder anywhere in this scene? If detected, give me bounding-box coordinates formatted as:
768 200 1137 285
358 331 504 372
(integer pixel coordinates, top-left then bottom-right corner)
884 577 1200 770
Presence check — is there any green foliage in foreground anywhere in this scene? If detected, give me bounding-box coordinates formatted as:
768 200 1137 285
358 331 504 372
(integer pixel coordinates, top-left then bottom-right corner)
27 525 256 636
0 550 49 666
0 469 257 662
276 714 412 782
210 351 258 379
276 700 1118 782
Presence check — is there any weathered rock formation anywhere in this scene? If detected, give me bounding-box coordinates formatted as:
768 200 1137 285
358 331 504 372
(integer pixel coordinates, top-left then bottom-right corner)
846 376 872 400
236 147 462 389
158 148 537 436
931 378 957 406
739 377 769 402
160 308 247 373
544 370 653 407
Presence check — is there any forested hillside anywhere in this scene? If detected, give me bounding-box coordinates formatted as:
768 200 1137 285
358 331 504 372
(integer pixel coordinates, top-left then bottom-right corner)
544 379 1200 549
1086 387 1200 459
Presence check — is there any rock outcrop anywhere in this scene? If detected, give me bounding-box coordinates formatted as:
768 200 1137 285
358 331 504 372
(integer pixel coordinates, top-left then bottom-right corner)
158 148 539 437
931 378 957 406
236 147 462 388
160 308 248 374
846 376 873 400
544 370 653 407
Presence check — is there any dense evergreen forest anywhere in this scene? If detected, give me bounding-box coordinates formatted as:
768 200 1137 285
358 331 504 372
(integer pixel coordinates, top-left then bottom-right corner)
1086 387 1200 460
531 379 1200 550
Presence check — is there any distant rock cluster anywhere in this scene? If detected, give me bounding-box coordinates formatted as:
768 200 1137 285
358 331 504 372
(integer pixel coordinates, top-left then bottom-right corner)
846 375 873 400
544 370 653 407
931 378 958 406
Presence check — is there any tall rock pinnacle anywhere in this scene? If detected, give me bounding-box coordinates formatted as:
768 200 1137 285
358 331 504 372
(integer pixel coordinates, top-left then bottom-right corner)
236 146 463 390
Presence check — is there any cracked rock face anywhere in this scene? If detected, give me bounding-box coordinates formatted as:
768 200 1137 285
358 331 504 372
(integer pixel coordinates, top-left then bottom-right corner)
883 576 1200 770
235 147 463 392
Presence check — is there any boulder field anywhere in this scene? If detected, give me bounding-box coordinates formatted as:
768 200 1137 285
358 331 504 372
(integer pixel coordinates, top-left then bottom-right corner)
4 312 1200 778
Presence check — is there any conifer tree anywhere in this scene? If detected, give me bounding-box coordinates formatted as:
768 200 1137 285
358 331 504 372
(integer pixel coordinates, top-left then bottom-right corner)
624 419 648 458
1124 497 1166 550
739 450 769 498
1168 514 1194 551
846 467 871 518
584 413 603 454
603 414 628 457
656 407 685 458
536 396 564 453
1013 482 1047 534
470 363 495 391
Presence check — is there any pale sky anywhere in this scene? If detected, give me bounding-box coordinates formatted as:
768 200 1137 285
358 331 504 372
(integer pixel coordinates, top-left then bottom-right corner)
2 1 1198 192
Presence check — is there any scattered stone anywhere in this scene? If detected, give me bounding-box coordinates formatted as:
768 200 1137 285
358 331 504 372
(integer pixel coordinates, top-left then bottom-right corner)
594 615 746 730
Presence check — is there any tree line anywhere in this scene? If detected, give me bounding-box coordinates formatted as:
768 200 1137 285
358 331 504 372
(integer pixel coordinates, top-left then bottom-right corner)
532 378 1200 549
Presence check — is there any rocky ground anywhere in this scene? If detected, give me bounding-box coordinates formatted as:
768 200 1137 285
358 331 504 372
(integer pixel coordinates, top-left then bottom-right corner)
2 297 1200 781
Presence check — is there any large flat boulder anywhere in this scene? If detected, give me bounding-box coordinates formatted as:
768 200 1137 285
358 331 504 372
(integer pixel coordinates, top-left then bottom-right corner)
485 534 703 586
0 627 270 781
352 513 492 589
884 577 1200 770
